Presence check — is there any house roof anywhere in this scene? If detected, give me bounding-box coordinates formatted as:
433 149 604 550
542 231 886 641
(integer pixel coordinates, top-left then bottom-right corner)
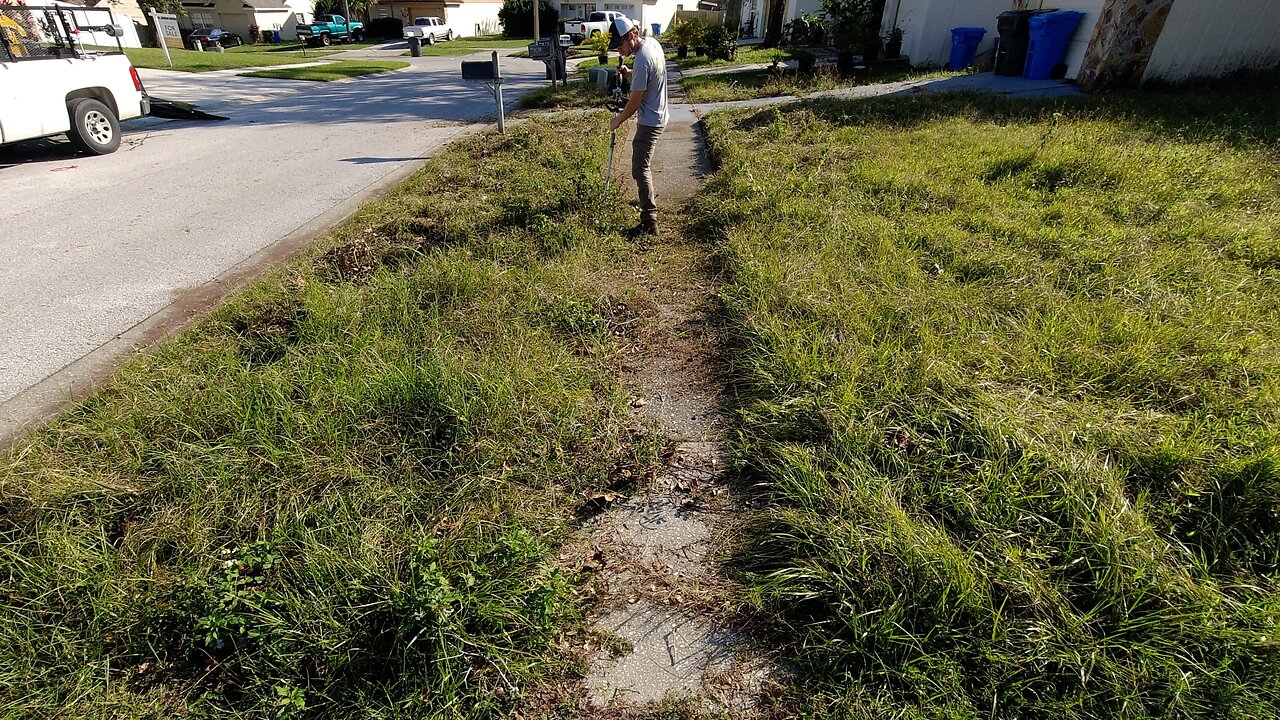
243 0 289 8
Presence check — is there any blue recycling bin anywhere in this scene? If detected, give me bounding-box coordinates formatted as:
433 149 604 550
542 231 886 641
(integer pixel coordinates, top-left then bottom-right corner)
272 30 280 43
1023 10 1084 80
948 27 986 70
651 22 661 36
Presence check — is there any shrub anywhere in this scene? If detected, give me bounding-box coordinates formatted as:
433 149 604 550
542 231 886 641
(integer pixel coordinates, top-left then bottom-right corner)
784 12 823 47
702 24 737 61
366 16 403 39
663 17 702 49
497 0 558 38
247 23 260 43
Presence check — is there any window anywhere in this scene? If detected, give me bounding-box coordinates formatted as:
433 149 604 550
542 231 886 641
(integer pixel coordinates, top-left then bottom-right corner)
189 12 213 26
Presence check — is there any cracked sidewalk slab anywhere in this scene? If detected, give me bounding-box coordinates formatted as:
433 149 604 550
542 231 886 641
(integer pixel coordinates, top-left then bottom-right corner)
587 600 741 708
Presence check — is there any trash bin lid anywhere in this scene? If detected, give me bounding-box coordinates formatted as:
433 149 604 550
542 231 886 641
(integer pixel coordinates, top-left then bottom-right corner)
1029 10 1084 28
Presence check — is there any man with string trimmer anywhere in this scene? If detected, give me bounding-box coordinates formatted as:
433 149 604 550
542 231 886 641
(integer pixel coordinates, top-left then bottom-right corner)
607 17 668 237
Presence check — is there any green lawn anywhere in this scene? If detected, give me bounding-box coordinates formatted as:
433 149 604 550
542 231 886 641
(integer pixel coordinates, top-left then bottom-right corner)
225 40 376 54
670 45 784 70
124 46 330 71
698 77 1280 717
240 60 409 81
400 35 535 57
0 114 657 719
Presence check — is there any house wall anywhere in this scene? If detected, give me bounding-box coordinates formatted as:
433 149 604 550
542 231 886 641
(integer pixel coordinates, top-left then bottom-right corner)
443 1 501 36
637 0 685 35
1143 0 1280 83
881 0 1010 67
252 8 297 35
282 0 313 26
881 0 1102 76
554 0 695 35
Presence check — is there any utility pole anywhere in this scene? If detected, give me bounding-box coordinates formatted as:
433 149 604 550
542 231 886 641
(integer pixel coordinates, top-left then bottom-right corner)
533 0 540 41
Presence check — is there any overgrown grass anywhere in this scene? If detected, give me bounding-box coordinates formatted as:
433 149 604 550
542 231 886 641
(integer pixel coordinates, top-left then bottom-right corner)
519 77 615 111
682 64 948 103
0 115 654 719
240 60 409 81
696 76 1280 717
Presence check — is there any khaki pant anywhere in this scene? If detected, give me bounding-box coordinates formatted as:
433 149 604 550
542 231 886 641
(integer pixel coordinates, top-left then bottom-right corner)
632 124 663 228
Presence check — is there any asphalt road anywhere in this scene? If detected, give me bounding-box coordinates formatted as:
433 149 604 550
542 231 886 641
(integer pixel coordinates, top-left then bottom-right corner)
0 47 555 436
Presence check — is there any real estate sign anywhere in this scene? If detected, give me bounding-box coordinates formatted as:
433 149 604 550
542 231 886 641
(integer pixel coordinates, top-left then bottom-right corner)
152 11 182 48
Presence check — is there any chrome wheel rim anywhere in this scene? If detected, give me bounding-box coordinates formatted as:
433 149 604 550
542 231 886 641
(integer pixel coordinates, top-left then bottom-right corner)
85 110 113 145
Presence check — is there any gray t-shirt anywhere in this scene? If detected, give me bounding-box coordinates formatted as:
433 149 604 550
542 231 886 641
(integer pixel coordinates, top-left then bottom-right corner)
630 36 668 128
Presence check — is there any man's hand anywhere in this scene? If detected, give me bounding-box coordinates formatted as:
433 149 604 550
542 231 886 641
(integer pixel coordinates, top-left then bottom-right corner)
618 65 632 82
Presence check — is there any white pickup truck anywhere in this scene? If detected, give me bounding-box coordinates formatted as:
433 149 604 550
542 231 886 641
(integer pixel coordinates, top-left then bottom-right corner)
563 11 631 44
0 7 149 155
402 17 455 45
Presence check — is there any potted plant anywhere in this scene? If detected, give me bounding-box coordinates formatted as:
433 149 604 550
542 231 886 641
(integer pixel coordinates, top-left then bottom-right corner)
820 0 876 74
884 25 903 59
783 13 822 75
588 30 610 63
665 17 697 60
688 17 706 57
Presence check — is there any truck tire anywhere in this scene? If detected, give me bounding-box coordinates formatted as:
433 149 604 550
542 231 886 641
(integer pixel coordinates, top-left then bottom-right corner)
66 98 120 155
426 33 435 45
445 30 453 41
320 33 331 46
352 29 364 41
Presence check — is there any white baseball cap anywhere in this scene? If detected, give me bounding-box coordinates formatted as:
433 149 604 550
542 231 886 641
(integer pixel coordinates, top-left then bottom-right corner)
612 16 635 38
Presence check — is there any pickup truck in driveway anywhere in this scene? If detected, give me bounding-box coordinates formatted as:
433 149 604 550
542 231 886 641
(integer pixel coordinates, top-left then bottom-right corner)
563 11 631 44
0 5 149 155
402 17 455 45
296 14 365 47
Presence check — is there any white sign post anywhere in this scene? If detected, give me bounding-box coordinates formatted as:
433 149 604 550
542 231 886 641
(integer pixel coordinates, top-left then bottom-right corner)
148 9 181 67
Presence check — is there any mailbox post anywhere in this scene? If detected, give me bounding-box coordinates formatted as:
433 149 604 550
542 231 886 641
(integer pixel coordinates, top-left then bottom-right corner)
527 34 571 89
461 51 504 133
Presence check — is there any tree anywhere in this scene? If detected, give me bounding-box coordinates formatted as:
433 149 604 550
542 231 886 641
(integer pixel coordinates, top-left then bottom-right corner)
135 0 185 15
497 0 556 38
761 0 786 47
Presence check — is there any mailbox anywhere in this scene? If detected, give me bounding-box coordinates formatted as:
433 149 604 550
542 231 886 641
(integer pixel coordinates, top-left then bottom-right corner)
527 41 550 59
461 58 498 80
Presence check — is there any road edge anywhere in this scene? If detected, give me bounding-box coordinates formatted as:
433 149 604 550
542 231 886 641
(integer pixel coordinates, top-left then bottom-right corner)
0 131 475 452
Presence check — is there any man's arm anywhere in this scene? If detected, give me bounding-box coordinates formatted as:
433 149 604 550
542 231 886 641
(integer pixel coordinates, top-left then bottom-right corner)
610 89 645 131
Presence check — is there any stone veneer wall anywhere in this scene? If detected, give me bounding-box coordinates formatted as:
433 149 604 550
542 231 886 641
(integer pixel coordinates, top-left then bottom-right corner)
1077 0 1175 91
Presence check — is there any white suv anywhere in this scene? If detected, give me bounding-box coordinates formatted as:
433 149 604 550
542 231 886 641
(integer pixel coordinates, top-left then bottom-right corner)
0 7 150 155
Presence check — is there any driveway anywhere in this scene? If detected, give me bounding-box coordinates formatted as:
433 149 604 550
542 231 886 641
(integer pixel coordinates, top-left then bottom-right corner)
0 50 550 439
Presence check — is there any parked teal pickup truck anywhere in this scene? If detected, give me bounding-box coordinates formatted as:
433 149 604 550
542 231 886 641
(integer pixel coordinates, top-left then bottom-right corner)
296 14 365 46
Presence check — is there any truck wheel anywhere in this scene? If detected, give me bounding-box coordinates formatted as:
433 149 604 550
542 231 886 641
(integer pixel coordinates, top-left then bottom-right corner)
352 29 364 41
445 30 453 41
67 98 120 155
426 33 435 45
320 33 331 46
